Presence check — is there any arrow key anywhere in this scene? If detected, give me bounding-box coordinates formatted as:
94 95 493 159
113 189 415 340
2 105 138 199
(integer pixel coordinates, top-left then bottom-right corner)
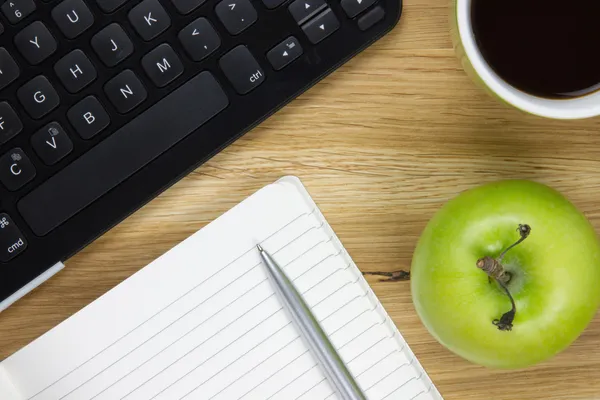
289 0 326 25
179 18 221 61
341 0 375 18
267 36 303 71
302 8 339 44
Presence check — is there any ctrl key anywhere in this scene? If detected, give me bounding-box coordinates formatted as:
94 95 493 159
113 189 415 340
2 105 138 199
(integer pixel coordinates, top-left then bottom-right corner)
219 45 265 94
0 214 27 262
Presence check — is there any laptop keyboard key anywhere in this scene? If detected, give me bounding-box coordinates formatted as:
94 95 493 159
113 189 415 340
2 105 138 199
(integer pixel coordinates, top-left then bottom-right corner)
17 75 60 119
261 0 286 10
302 8 339 44
95 0 128 12
0 102 23 144
0 148 35 191
178 18 220 62
31 122 73 165
14 21 57 65
288 0 326 25
358 5 385 31
91 23 134 67
267 36 303 70
128 0 171 41
170 0 205 14
216 0 257 35
1 0 36 24
0 48 20 91
142 44 184 87
0 214 27 262
104 69 147 113
54 49 97 93
67 96 110 139
52 0 95 39
220 45 265 94
341 0 375 18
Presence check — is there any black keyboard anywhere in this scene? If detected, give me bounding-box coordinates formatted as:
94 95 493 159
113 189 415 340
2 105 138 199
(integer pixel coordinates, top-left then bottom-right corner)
0 0 401 304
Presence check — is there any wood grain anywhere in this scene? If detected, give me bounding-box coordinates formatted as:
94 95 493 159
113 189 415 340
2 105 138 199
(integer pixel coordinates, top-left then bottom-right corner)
3 0 600 398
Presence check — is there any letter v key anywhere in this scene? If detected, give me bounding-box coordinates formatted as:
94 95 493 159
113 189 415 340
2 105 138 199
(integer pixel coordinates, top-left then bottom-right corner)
46 136 57 149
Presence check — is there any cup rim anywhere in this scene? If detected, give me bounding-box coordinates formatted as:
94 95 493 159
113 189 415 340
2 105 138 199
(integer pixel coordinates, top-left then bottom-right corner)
456 0 600 119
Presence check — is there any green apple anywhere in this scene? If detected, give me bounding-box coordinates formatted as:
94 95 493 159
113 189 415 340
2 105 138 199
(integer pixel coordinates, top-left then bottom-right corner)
411 180 600 369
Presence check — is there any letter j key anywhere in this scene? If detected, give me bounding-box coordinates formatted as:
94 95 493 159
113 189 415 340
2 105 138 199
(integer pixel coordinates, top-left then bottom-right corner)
91 24 134 67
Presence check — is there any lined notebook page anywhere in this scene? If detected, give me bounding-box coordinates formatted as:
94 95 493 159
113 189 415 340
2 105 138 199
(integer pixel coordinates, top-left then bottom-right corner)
1 176 442 400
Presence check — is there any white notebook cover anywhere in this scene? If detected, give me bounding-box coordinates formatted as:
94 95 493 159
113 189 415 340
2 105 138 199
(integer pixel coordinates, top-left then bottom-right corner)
0 176 442 400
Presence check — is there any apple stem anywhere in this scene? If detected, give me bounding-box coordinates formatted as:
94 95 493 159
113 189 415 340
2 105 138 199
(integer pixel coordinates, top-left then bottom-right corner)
497 224 532 262
492 282 516 331
477 224 532 331
362 270 411 282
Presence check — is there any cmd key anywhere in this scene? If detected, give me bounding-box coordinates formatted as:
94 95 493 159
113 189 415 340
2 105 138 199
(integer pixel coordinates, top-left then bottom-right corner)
0 214 27 262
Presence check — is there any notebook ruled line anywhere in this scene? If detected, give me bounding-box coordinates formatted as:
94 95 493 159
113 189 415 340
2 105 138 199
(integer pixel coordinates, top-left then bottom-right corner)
409 390 426 400
295 377 327 400
278 236 333 270
380 376 417 400
264 364 318 400
363 359 415 392
120 299 282 400
85 279 272 400
323 391 337 399
287 249 342 285
380 370 425 400
178 322 296 400
310 272 359 310
356 349 398 378
73 278 269 400
318 291 364 323
299 256 346 295
233 343 308 400
329 305 382 338
30 210 316 400
336 311 384 350
345 332 389 363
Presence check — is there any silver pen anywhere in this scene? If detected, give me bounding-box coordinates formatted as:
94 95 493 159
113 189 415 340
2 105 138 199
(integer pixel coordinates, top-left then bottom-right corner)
257 244 367 400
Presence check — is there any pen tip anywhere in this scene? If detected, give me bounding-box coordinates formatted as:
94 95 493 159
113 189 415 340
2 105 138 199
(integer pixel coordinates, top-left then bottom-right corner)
256 244 264 252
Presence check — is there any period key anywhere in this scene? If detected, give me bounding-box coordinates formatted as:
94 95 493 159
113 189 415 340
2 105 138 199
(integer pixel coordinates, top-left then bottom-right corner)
0 213 27 262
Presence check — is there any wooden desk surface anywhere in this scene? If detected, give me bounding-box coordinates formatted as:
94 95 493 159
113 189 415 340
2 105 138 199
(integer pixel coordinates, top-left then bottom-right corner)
3 0 600 398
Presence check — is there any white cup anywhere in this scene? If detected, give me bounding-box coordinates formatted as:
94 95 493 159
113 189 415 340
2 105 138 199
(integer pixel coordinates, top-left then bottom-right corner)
452 0 600 120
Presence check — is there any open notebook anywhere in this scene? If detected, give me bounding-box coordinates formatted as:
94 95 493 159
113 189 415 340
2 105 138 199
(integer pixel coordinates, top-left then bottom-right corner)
0 177 442 400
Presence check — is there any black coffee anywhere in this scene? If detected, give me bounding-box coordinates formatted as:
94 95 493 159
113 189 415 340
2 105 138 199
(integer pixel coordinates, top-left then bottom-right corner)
471 0 600 99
